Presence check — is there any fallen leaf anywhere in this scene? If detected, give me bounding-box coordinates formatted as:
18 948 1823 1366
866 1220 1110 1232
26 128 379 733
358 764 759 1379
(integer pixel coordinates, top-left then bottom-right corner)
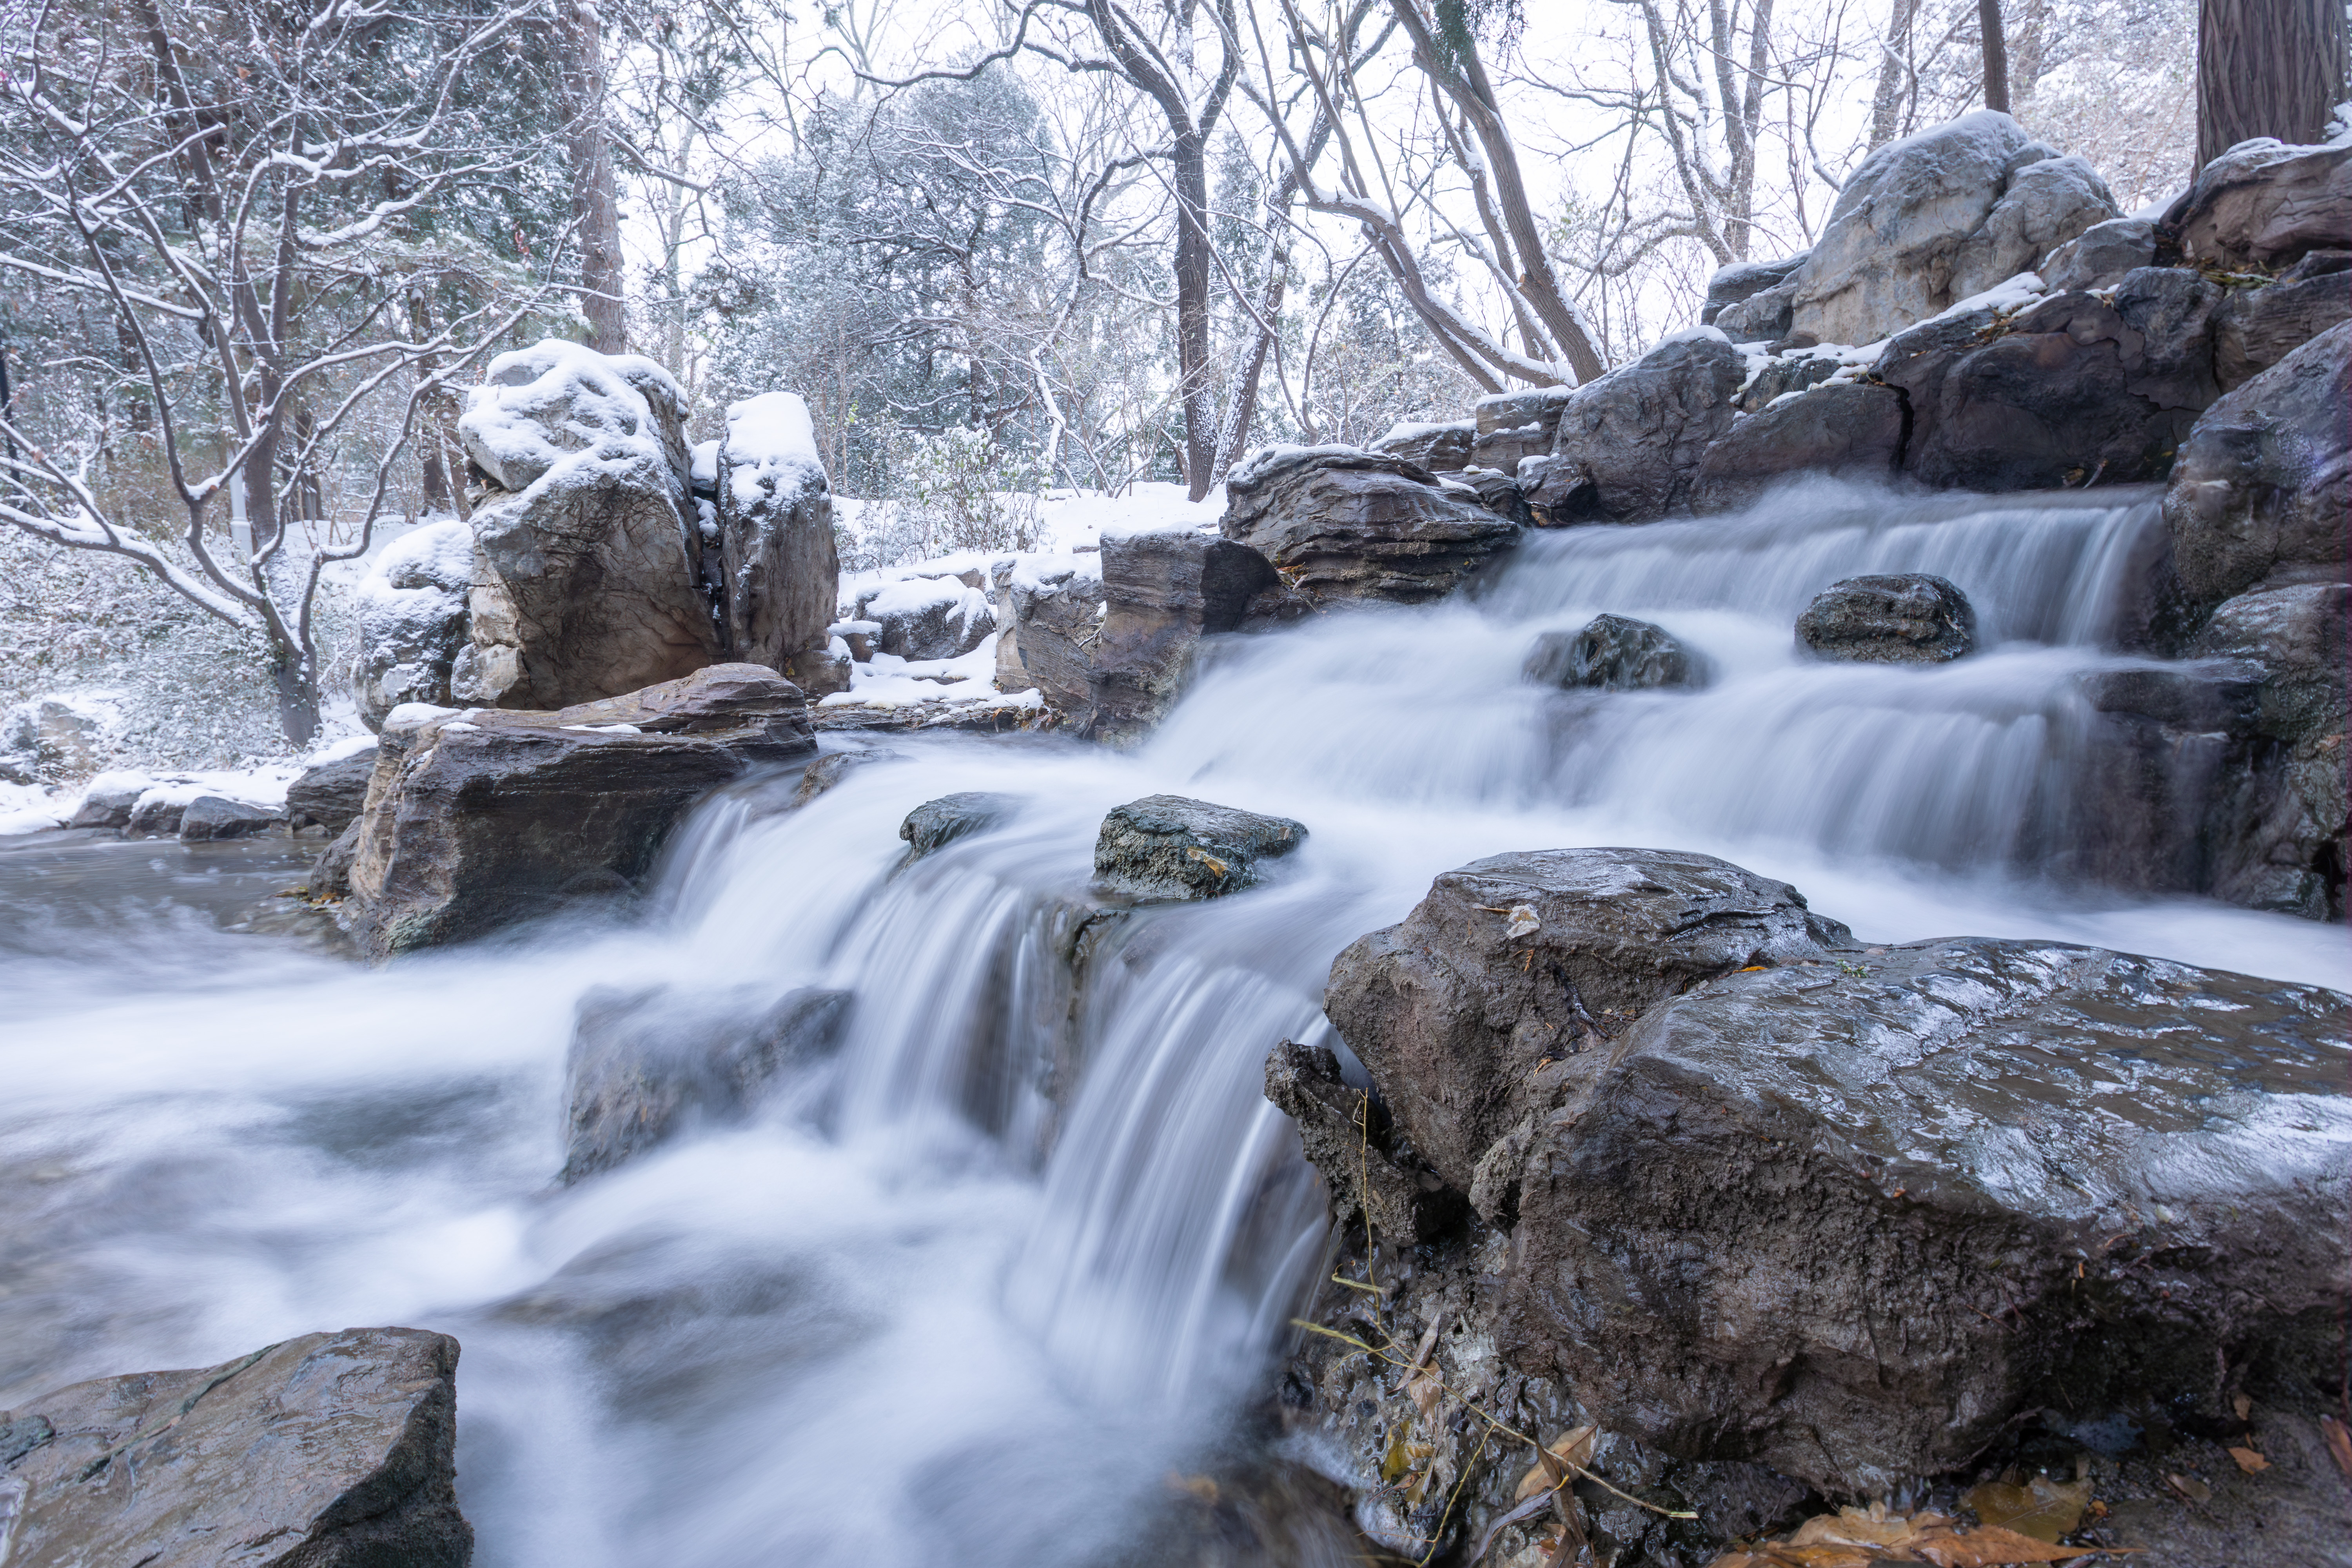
2232 1393 2252 1423
1909 1524 2088 1567
2227 1446 2270 1474
1726 1508 2104 1568
1965 1475 2091 1542
1505 904 1540 938
1789 1506 1940 1548
1512 1424 1596 1501
2166 1473 2211 1502
2323 1416 2352 1479
1405 1363 1443 1421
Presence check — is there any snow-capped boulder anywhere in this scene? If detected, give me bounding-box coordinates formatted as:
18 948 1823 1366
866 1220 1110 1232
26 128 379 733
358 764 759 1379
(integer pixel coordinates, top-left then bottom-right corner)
1700 252 1808 327
1370 418 1474 472
1221 446 1517 601
351 520 472 731
716 392 843 695
2167 136 2352 272
991 553 1105 718
855 575 994 662
1469 385 1573 472
0 695 115 781
66 771 150 829
454 340 721 711
1520 331 1747 523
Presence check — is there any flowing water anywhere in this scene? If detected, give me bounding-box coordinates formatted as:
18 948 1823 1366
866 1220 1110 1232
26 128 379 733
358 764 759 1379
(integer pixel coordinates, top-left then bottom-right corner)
2 480 2343 1566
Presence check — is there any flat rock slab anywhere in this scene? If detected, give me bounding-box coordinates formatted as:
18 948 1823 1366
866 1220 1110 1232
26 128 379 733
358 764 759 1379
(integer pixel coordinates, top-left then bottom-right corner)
1221 448 1519 603
1501 938 2351 1495
1093 795 1307 903
0 1327 471 1567
1797 573 1976 663
899 792 1017 864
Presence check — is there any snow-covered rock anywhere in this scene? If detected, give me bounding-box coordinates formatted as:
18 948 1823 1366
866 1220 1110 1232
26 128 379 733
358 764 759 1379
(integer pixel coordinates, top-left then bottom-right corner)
854 575 995 662
717 391 842 694
0 693 118 781
352 520 473 731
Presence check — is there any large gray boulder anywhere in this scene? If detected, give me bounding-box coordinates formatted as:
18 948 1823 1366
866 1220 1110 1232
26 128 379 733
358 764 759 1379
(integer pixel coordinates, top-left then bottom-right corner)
1220 446 1519 602
1700 253 1808 327
2213 269 2352 390
177 794 281 842
714 392 844 696
2162 320 2350 607
2040 215 2158 291
1085 527 1281 744
1322 848 1852 1199
352 521 474 731
0 1327 472 1567
343 663 815 958
2167 136 2352 272
1469 387 1573 472
1499 936 2349 1495
561 984 848 1183
1093 795 1307 902
285 744 378 833
1370 418 1474 472
454 340 722 711
1692 380 1907 511
1523 332 1748 523
1787 112 2111 346
1796 573 1976 663
991 554 1104 722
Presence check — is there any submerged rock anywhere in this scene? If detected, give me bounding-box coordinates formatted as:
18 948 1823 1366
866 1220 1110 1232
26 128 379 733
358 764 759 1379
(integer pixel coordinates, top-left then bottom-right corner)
899 792 1017 863
343 663 815 958
1796 573 1976 663
1220 446 1518 603
1092 795 1307 902
561 984 848 1183
0 1327 472 1567
285 745 377 833
1523 614 1699 691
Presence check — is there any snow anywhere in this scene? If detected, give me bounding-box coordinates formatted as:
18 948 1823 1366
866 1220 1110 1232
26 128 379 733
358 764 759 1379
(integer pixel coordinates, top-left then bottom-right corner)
385 702 459 729
690 439 720 489
863 575 977 620
307 734 379 766
722 392 827 511
1225 444 1363 490
1035 483 1218 550
457 339 682 498
356 519 472 641
1660 324 1732 347
1931 271 2047 323
1374 418 1474 447
0 781 67 835
819 635 1041 711
1006 551 1102 594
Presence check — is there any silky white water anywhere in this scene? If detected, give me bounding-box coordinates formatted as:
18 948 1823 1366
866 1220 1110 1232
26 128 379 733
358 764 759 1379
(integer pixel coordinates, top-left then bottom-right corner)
1 480 2341 1566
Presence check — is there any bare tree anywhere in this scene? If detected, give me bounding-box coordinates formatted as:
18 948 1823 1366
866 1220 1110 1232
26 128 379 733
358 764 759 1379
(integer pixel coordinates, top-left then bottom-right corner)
0 0 554 742
1867 0 1920 147
2195 0 2350 169
1977 0 2009 110
558 0 628 352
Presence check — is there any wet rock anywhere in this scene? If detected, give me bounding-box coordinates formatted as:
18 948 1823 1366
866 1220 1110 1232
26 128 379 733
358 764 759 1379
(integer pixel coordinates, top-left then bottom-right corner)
1523 615 1699 691
713 392 842 695
2041 215 2158 291
1701 253 1808 326
1796 573 1976 663
1321 847 1852 1201
1470 386 1573 472
1530 332 1748 523
2162 320 2350 607
899 792 1016 863
343 663 815 958
454 341 720 711
1498 937 2350 1494
285 745 378 833
352 521 473 730
857 574 995 662
310 821 363 901
1789 112 2105 347
1092 794 1307 902
1371 418 1474 472
1693 381 1906 511
1220 447 1518 603
561 984 849 1183
1879 271 2222 492
789 750 875 808
1263 1039 1465 1243
1457 466 1533 527
65 771 147 830
124 791 187 838
2212 272 2352 390
1087 526 1280 744
0 1326 471 1567
178 795 281 842
992 554 1105 721
2167 136 2352 272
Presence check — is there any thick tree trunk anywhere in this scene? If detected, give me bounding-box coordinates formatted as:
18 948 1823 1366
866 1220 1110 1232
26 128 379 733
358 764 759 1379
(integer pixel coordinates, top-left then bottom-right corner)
1868 0 1918 148
1173 131 1216 501
1978 0 2009 112
557 0 626 354
2196 0 2350 171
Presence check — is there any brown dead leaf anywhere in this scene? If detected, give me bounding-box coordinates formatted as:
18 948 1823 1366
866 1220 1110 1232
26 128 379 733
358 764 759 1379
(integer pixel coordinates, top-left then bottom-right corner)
1512 1425 1595 1502
2227 1446 2270 1474
1965 1475 2091 1542
2166 1473 2211 1503
1725 1507 2111 1568
2232 1393 2252 1423
1789 1506 1944 1548
1909 1524 2089 1567
2323 1416 2352 1479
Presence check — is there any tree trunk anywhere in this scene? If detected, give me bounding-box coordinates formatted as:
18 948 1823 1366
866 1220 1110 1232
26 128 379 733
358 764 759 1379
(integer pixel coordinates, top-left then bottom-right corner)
1978 0 2009 113
557 0 626 353
1172 130 1216 501
2196 0 2350 171
1868 0 1917 149
269 634 319 749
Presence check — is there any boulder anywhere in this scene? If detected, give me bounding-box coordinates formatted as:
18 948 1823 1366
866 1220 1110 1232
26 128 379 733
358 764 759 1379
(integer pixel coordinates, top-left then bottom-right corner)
66 771 149 830
991 554 1105 720
1086 526 1280 744
343 663 815 958
178 794 281 842
715 392 842 694
2213 272 2352 390
124 790 187 838
285 745 378 833
1700 253 1808 326
1499 936 2350 1494
1220 447 1519 602
1787 112 2084 346
2040 215 2159 291
1470 387 1573 472
1526 332 1748 523
1523 614 1699 691
1263 1038 1465 1243
0 695 111 780
1370 418 1474 472
2161 321 2350 606
898 791 1016 863
310 820 362 900
1457 466 1534 527
1321 847 1852 1202
1092 795 1307 902
1693 381 1907 511
2168 137 2352 272
1947 153 2120 302
856 575 995 661
0 1327 472 1567
1713 278 1799 343
453 340 721 711
352 520 474 730
1877 271 2222 491
1796 573 1976 663
560 984 848 1183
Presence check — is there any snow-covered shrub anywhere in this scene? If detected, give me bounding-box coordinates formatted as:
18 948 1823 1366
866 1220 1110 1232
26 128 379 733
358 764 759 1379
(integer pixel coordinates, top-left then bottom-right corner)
841 425 1044 569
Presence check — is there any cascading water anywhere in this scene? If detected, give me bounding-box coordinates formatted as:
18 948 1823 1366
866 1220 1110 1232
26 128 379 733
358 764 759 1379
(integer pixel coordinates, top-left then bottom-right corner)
2 479 2343 1567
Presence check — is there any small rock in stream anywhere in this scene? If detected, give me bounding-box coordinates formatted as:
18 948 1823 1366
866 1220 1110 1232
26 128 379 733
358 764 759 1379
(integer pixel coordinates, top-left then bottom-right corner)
899 792 1018 864
1796 572 1976 663
1523 613 1700 691
178 795 283 842
1093 795 1307 902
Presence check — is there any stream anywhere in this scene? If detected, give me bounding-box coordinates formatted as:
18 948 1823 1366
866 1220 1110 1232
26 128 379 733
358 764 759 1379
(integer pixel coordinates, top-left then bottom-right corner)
2 479 2343 1566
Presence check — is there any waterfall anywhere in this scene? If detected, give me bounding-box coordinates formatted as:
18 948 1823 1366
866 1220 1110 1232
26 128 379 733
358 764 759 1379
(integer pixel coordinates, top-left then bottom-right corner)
0 480 2342 1567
